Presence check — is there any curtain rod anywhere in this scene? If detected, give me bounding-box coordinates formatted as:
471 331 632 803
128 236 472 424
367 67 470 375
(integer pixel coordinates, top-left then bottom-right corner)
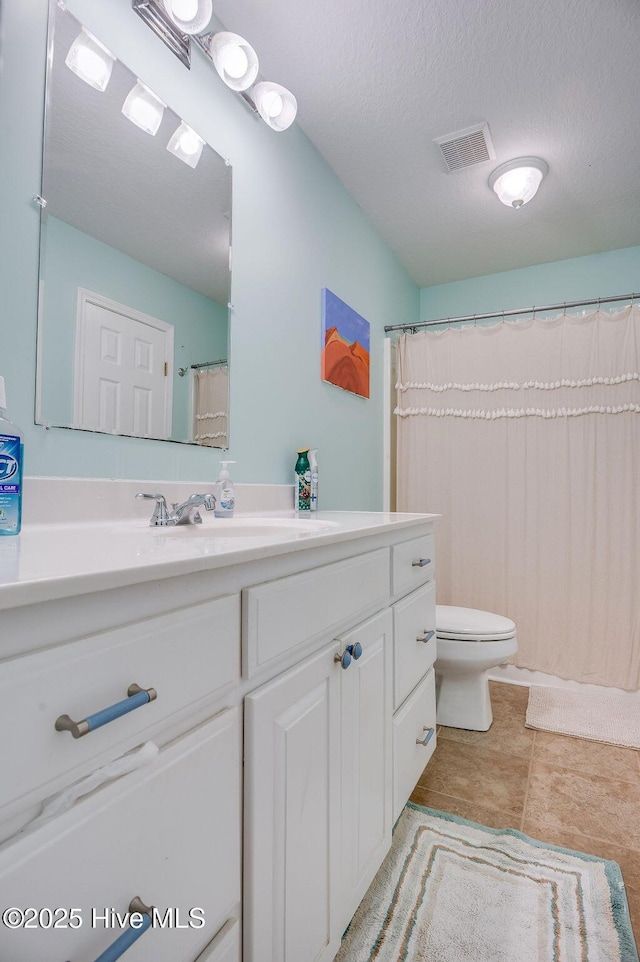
384 292 639 334
178 358 227 377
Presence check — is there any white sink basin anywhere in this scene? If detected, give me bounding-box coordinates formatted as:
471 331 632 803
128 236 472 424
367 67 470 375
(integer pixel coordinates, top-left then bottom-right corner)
151 517 339 538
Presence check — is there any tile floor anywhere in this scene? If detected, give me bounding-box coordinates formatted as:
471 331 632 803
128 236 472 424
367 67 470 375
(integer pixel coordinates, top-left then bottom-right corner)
410 681 640 944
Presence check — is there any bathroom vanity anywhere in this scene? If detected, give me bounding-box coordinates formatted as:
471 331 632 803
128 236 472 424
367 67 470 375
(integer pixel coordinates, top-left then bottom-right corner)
0 501 438 962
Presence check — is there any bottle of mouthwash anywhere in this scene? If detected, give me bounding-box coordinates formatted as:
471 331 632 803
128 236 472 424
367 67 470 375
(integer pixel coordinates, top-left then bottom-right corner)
0 376 23 536
294 448 311 511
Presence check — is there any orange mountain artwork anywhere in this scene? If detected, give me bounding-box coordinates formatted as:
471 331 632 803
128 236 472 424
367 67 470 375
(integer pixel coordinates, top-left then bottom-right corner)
321 289 370 399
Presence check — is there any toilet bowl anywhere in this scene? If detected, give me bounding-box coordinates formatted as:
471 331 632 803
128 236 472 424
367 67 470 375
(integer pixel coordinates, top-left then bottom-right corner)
434 605 518 731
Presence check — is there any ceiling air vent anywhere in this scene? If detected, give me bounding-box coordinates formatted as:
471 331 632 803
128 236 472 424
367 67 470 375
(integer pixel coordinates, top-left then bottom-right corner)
434 123 495 173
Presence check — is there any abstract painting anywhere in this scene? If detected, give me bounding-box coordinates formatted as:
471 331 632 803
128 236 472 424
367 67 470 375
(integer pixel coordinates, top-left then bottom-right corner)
321 288 370 399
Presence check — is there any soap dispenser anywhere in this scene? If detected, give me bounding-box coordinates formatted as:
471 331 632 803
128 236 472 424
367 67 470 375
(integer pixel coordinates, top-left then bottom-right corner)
214 461 236 518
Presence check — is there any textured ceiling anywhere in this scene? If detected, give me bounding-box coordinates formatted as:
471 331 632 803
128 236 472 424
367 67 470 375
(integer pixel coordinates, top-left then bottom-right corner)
44 8 231 305
213 0 640 287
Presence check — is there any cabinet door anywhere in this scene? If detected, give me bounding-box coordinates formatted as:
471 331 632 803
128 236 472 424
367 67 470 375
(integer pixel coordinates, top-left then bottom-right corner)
244 642 342 962
0 710 241 962
338 608 393 932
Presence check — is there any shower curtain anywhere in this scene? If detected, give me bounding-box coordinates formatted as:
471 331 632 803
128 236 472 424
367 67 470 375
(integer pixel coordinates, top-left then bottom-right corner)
395 306 640 690
194 368 228 448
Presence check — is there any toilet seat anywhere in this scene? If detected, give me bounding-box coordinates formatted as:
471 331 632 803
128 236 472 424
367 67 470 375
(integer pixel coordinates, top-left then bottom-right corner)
436 605 516 642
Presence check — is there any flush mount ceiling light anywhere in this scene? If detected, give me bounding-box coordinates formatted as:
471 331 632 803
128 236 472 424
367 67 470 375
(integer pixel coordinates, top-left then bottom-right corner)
203 32 259 91
167 121 205 167
252 81 297 131
162 0 213 35
488 157 548 208
122 80 167 135
65 27 115 91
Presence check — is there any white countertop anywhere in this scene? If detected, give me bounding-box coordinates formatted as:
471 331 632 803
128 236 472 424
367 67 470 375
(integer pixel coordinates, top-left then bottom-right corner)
0 511 438 611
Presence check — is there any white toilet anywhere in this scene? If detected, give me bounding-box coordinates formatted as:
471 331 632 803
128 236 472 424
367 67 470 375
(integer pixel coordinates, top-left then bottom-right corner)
434 605 518 731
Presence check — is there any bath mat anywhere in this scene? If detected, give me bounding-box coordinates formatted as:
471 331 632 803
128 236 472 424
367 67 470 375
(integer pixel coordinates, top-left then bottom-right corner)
525 685 640 749
334 804 637 962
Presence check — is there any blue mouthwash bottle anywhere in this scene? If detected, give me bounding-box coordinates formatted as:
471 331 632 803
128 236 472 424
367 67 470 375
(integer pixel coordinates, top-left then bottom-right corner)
0 376 23 536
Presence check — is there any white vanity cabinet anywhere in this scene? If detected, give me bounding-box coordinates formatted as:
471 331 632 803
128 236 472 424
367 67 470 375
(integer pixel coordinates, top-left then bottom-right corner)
244 608 393 962
390 533 438 821
0 509 438 962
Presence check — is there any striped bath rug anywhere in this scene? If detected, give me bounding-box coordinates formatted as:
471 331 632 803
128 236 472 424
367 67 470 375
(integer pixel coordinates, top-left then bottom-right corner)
525 685 640 749
335 804 638 962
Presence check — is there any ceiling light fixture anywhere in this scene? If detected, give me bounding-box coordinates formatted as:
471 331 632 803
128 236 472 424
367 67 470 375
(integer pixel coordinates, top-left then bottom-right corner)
204 32 259 91
122 80 166 135
488 157 548 209
252 81 297 132
65 27 115 91
167 121 205 168
162 0 213 35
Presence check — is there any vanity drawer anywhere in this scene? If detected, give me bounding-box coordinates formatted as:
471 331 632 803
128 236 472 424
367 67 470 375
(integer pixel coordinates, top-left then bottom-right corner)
393 580 436 711
391 532 435 597
0 709 241 962
393 668 436 821
243 548 389 675
0 595 239 818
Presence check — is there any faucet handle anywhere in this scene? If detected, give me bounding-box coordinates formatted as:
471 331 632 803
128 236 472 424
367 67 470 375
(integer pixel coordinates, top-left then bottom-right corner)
136 492 171 526
201 494 216 512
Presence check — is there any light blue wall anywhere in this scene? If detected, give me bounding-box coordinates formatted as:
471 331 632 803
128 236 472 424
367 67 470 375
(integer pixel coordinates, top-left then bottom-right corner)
39 216 227 439
0 0 418 510
420 246 640 322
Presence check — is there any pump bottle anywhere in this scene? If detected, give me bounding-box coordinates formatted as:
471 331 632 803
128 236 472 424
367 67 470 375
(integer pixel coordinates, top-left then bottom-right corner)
214 461 236 518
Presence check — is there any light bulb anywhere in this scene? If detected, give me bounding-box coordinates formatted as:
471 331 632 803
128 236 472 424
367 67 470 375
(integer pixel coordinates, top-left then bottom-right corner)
220 45 249 80
253 82 297 131
167 121 205 168
122 81 166 136
179 129 201 155
65 28 115 92
168 0 198 22
263 91 283 118
162 0 212 34
207 32 259 91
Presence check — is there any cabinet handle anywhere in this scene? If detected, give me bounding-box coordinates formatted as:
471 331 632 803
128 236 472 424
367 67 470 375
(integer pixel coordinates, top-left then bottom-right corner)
412 558 431 568
55 684 157 739
334 643 363 670
416 726 435 747
416 630 435 644
91 898 153 961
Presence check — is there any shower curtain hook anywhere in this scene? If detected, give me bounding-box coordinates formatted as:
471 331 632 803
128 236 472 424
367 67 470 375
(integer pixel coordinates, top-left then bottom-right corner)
532 305 537 320
473 313 477 328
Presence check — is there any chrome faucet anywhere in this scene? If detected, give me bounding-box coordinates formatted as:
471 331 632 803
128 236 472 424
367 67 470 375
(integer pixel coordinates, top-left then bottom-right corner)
136 492 216 526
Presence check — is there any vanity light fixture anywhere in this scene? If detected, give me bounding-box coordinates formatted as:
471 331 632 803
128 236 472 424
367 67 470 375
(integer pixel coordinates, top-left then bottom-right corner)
65 27 115 92
203 32 259 92
122 80 167 135
252 81 297 132
488 157 548 209
167 121 205 168
133 1 298 133
162 0 213 35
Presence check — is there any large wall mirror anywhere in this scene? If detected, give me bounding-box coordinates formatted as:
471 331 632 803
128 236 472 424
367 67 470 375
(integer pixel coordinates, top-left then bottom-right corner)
36 3 232 447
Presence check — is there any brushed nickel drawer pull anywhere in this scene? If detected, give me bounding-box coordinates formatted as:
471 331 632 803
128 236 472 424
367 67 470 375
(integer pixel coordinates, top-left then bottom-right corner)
412 558 431 567
55 684 157 739
416 726 435 747
91 897 153 961
417 630 435 644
